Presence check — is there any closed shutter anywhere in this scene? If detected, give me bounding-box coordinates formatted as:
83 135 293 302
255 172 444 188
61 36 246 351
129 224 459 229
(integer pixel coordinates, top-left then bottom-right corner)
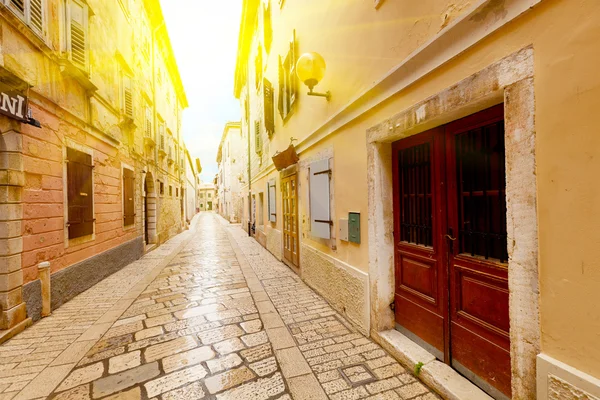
288 30 297 107
254 120 262 155
145 107 152 137
30 0 44 34
68 0 87 69
10 0 25 13
309 159 331 239
123 168 135 226
67 147 94 239
123 76 133 118
264 2 272 52
278 56 284 119
264 78 274 137
268 180 276 222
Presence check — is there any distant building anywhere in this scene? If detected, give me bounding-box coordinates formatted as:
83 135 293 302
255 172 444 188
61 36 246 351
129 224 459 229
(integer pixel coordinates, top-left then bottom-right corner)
216 122 245 222
198 184 216 211
183 148 199 224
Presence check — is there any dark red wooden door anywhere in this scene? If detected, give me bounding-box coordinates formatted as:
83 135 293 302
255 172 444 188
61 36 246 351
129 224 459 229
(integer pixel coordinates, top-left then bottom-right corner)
393 105 510 399
392 128 448 359
445 105 511 398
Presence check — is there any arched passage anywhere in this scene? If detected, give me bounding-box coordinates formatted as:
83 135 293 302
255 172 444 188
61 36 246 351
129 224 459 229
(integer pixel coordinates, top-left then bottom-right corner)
144 171 158 245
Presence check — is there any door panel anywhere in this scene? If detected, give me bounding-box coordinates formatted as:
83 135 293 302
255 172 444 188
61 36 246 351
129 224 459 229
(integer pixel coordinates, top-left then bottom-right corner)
392 129 447 357
282 173 299 267
446 105 511 398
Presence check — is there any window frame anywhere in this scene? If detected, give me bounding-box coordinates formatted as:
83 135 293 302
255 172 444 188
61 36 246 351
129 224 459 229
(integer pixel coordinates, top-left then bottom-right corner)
6 0 46 39
278 30 298 122
120 71 134 119
65 0 90 72
122 164 136 229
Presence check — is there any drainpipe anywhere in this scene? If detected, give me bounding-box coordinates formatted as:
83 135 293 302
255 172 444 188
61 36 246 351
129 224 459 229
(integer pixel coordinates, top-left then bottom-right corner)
38 262 51 317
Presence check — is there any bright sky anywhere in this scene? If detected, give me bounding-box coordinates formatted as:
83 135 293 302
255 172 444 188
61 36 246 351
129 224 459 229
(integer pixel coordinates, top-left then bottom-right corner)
161 0 242 183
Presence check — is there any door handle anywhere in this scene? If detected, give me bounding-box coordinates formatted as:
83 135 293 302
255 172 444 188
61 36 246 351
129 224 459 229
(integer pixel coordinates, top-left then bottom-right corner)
445 234 456 241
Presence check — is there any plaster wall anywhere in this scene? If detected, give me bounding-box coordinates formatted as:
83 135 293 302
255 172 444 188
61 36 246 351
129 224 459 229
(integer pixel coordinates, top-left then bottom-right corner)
0 0 187 332
238 0 600 388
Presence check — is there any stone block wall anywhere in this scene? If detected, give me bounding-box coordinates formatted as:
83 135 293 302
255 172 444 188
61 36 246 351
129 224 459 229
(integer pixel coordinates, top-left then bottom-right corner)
0 125 27 331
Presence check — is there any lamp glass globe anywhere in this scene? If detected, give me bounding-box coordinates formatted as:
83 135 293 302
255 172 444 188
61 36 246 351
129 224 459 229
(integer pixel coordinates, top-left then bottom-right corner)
296 52 326 89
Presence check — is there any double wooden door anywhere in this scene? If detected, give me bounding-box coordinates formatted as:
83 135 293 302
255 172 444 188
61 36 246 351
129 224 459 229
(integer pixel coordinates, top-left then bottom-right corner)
393 105 511 398
282 173 299 268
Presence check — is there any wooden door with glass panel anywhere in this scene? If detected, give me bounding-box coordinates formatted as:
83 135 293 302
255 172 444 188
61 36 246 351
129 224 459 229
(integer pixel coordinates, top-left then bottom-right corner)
446 105 511 398
392 129 447 359
282 173 299 267
393 105 511 399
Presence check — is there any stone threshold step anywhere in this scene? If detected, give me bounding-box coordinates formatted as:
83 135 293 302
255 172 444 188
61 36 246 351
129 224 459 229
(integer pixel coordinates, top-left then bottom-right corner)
375 329 494 400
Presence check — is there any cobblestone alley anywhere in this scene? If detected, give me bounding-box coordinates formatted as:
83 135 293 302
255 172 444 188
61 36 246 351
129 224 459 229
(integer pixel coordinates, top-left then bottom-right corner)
0 213 438 400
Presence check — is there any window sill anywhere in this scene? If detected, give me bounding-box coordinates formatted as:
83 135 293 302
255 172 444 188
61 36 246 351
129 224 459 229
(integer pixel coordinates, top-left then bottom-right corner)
67 232 95 248
58 58 98 94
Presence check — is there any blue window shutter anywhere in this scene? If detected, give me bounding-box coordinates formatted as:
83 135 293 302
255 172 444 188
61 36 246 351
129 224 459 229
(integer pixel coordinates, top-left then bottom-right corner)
310 159 331 239
268 180 277 222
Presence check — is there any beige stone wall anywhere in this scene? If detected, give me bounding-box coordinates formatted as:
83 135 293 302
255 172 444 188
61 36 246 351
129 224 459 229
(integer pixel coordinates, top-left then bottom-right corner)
0 0 187 331
236 0 600 392
301 244 369 334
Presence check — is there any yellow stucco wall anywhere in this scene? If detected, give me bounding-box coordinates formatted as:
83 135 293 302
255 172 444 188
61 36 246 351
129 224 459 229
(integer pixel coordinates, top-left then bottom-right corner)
239 0 600 380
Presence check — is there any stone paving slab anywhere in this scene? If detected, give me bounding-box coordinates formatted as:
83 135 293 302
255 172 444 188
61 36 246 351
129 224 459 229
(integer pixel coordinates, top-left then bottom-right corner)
0 213 441 399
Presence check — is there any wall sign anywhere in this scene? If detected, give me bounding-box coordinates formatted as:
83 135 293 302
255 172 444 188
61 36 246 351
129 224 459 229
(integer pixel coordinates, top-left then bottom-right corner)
0 82 28 122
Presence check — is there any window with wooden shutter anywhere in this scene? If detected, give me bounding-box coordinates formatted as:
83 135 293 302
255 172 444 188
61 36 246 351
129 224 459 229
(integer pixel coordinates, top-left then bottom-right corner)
278 30 297 121
67 147 94 239
254 120 262 155
264 1 272 53
122 75 133 118
268 179 276 222
29 0 43 35
67 0 88 70
8 0 45 37
309 159 332 239
255 46 263 92
278 56 284 119
264 78 275 137
145 106 152 138
123 168 135 226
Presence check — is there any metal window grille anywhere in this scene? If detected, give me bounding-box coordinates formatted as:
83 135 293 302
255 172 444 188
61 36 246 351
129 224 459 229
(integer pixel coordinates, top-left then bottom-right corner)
455 121 507 262
398 142 433 247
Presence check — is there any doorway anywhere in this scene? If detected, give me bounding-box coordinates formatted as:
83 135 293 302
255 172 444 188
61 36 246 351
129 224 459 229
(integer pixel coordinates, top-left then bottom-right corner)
392 105 510 398
282 172 299 269
144 172 157 245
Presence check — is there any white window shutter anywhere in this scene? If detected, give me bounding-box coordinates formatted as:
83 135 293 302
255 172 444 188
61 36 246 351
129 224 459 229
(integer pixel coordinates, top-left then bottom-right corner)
29 0 44 35
268 180 276 222
123 75 133 118
68 0 87 69
310 159 331 239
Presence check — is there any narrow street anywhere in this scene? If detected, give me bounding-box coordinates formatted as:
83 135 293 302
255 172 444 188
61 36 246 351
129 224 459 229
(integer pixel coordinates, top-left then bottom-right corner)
0 213 437 400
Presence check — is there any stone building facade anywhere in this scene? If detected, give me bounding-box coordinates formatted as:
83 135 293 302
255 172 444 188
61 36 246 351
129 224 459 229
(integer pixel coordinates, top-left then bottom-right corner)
0 0 188 341
216 121 245 223
197 183 215 211
183 148 199 224
233 0 600 398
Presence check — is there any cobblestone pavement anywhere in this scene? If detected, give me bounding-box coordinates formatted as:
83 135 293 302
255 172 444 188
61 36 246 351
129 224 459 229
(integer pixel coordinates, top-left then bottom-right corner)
0 213 439 399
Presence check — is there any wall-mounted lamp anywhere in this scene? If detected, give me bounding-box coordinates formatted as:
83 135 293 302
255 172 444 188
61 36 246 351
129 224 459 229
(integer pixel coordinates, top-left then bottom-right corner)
296 52 331 101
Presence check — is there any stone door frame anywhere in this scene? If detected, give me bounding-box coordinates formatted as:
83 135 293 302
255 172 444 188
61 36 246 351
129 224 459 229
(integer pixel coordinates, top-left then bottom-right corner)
366 46 539 398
